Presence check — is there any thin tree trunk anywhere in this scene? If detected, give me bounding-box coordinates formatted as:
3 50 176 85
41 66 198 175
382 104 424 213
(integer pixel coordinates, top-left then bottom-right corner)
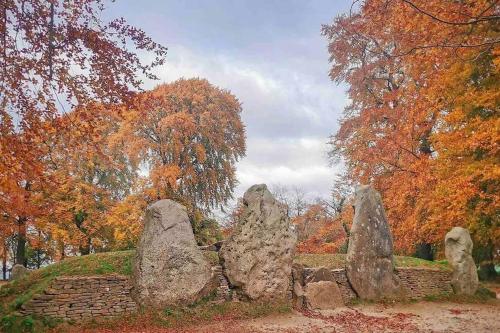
2 241 6 280
15 216 27 266
79 237 91 255
60 241 65 260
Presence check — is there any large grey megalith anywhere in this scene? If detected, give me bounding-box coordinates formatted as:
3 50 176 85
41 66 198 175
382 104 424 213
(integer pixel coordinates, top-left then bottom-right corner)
445 227 478 295
220 184 297 300
132 199 215 308
346 185 402 300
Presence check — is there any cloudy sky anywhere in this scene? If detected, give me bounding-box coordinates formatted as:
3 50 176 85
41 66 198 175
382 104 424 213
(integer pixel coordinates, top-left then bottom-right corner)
108 0 351 200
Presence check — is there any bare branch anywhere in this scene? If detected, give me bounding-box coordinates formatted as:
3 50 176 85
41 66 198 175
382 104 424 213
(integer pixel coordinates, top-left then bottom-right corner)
400 0 500 26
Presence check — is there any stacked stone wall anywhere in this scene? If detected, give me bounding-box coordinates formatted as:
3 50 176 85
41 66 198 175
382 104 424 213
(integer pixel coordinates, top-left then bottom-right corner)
304 267 452 302
20 275 136 320
396 267 453 298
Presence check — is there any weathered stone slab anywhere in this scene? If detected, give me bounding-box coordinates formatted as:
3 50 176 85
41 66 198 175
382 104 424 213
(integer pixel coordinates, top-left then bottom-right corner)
445 227 478 295
346 185 402 300
220 184 297 300
11 264 29 280
304 281 344 310
132 199 215 307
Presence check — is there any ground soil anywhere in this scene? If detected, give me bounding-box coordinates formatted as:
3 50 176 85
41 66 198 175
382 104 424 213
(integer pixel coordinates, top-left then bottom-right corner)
188 301 500 333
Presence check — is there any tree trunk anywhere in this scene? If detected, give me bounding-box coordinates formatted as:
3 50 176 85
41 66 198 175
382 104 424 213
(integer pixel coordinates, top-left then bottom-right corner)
60 241 65 260
414 242 434 261
15 216 27 266
2 242 6 280
79 237 91 255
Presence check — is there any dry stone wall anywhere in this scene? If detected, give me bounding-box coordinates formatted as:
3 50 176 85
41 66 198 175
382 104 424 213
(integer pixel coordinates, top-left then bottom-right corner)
396 268 453 299
303 267 452 303
20 275 136 320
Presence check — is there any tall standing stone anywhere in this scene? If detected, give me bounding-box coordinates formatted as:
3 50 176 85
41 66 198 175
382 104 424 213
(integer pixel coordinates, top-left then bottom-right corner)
220 184 297 300
445 227 479 295
132 199 215 308
346 185 402 300
10 264 29 280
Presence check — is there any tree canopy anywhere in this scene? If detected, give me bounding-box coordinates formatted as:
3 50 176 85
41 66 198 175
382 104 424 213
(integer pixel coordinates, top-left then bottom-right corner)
323 0 498 258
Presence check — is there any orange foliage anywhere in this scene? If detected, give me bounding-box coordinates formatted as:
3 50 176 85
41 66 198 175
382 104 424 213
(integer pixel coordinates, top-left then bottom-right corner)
323 0 498 254
0 0 166 265
294 203 348 254
114 78 246 211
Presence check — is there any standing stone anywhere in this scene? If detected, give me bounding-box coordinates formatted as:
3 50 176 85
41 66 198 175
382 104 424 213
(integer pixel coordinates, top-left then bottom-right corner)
291 263 305 308
10 264 29 280
220 184 297 301
445 227 479 295
303 267 344 309
305 281 344 310
132 199 215 308
346 185 402 300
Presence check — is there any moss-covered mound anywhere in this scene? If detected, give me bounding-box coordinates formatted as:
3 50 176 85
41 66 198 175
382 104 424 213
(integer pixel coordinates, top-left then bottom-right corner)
294 253 451 271
0 250 450 317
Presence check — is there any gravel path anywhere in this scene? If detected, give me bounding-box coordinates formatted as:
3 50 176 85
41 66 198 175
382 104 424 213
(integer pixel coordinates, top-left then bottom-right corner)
188 301 500 333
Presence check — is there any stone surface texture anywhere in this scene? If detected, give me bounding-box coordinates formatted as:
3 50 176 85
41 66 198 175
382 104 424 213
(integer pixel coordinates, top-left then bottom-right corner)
304 281 344 310
346 185 402 300
20 275 136 320
305 267 336 284
291 263 305 308
445 227 479 295
220 184 297 300
132 199 215 307
10 264 29 280
303 267 452 302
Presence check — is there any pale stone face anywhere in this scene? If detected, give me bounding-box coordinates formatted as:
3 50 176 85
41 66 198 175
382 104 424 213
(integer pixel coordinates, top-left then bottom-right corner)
11 264 29 280
346 185 403 300
132 199 215 308
304 281 344 310
220 184 297 301
445 227 479 295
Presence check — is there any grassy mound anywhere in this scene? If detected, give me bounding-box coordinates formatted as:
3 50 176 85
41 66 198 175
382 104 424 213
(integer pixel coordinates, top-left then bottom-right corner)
0 250 219 317
294 253 451 271
2 250 496 332
0 251 133 317
0 250 449 316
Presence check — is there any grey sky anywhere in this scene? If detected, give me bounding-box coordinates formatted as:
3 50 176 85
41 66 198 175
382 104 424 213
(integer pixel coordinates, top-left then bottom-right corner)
108 0 351 200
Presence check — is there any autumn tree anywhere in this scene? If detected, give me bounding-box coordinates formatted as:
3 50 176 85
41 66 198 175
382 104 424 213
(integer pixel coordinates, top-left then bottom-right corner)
41 106 137 255
0 0 166 265
294 202 348 254
115 78 246 211
323 0 498 265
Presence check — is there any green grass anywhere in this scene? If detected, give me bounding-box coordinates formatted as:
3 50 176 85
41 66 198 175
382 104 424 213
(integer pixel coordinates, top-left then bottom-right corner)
423 285 497 303
0 251 133 317
294 253 451 271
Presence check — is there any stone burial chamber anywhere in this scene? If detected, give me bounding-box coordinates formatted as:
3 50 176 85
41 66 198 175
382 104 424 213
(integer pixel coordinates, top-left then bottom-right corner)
19 183 463 322
132 199 217 308
220 184 297 301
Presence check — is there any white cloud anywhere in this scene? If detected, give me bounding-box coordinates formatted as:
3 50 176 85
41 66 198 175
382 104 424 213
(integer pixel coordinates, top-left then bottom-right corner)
141 43 347 200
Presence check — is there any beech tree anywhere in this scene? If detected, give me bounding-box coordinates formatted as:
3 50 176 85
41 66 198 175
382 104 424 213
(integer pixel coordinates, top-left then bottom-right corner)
115 78 246 211
323 0 498 261
0 0 167 265
42 106 136 255
294 202 348 254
